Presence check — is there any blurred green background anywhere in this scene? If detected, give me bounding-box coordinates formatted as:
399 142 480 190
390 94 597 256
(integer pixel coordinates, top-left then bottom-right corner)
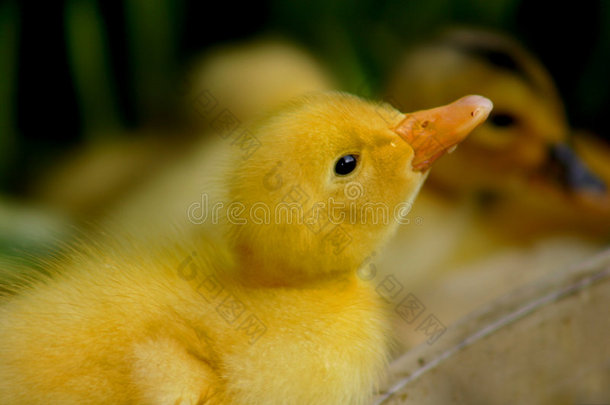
1 0 609 196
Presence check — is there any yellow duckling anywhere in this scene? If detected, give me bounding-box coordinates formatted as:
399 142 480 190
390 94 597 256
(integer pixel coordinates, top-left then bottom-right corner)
183 38 334 131
0 92 492 404
379 29 609 347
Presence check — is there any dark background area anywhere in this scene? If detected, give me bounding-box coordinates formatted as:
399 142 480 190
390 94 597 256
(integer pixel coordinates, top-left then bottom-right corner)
1 0 609 195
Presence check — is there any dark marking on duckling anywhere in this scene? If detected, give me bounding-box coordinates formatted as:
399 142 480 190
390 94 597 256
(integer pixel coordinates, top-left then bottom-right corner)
548 143 607 194
444 36 535 87
472 48 521 73
476 189 502 211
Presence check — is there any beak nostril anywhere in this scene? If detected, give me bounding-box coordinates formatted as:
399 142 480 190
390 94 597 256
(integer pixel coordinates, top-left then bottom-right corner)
471 107 485 118
421 120 429 128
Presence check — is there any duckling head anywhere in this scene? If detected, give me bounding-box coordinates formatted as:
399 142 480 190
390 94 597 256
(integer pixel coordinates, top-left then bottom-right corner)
224 92 491 286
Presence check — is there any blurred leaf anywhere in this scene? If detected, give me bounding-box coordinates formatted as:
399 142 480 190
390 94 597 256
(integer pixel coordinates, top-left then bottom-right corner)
0 197 72 286
125 0 181 123
450 0 519 27
65 0 122 139
577 1 610 125
0 1 18 185
269 0 522 96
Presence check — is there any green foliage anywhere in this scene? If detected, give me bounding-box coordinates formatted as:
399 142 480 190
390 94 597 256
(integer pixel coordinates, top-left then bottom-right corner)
0 1 18 186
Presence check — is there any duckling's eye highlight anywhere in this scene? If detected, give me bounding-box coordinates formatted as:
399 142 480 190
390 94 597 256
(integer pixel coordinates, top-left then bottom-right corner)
489 112 516 128
334 154 358 176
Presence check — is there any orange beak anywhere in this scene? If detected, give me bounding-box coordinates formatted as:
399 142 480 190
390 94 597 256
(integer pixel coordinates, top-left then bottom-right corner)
393 95 493 171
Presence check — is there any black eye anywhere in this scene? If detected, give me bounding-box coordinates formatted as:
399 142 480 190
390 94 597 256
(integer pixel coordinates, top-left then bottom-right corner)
334 154 358 175
489 112 516 127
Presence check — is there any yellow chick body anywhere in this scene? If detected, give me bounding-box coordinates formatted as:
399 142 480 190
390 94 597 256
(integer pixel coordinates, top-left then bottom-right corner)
0 238 387 404
0 92 491 404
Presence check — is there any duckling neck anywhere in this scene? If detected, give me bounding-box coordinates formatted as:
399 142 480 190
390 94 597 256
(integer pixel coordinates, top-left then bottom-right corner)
233 248 353 288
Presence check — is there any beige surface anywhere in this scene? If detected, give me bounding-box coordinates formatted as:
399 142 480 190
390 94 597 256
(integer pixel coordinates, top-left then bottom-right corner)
375 248 610 404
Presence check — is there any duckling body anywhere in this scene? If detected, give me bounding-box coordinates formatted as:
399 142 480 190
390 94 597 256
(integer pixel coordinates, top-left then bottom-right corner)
0 92 491 403
0 239 387 404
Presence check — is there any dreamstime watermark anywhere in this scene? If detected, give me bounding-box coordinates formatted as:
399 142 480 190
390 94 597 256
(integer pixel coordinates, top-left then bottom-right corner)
176 81 442 345
178 82 262 160
176 246 444 346
358 251 446 345
187 182 421 227
177 252 267 345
